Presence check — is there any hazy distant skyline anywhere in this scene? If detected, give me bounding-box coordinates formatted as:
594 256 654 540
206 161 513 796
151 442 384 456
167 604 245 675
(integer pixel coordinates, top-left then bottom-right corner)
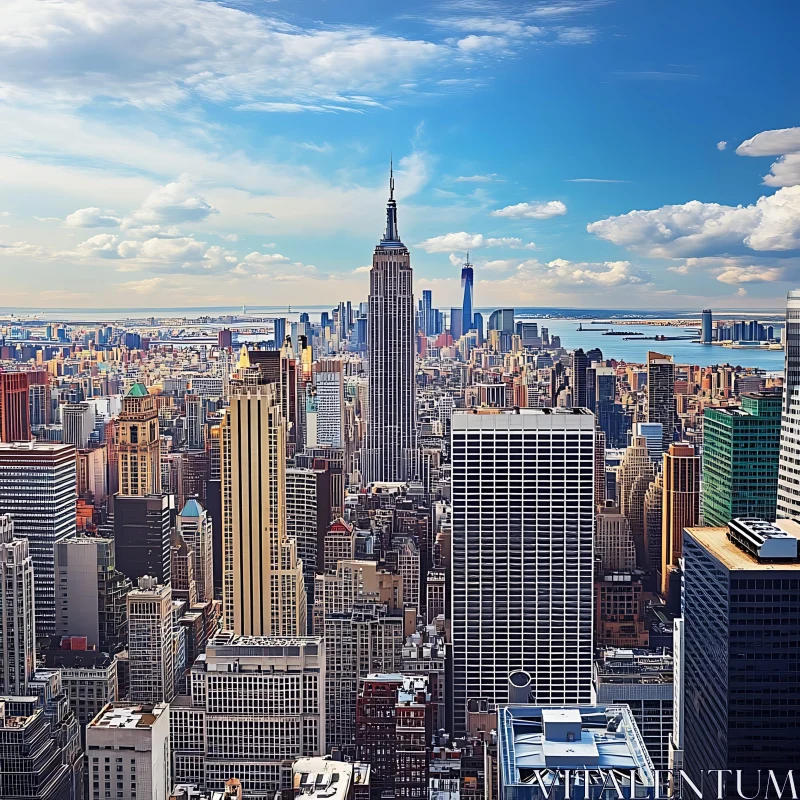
1 0 799 309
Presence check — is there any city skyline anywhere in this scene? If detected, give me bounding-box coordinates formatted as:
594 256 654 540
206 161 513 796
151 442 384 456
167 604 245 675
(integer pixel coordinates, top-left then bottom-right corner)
0 0 799 310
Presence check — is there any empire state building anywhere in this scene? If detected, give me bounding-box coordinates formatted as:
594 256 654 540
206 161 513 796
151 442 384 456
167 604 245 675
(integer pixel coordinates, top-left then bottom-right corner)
364 165 416 483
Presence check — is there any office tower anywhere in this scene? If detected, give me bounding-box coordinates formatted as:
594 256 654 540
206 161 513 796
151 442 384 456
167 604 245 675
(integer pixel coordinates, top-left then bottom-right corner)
593 649 674 770
76 446 108 503
176 498 214 603
461 255 474 333
364 166 416 484
631 421 664 462
55 535 131 652
62 401 94 448
312 359 345 448
660 443 700 597
450 408 595 735
186 393 205 450
222 386 306 635
113 494 172 585
643 474 663 573
41 645 117 734
274 317 287 349
487 308 514 334
682 519 800 790
594 427 606 506
287 466 331 627
170 632 325 797
0 371 31 441
0 695 80 800
497 706 654 800
87 703 170 800
0 441 76 636
127 576 175 704
472 311 484 344
356 674 433 800
594 571 649 648
778 295 800 518
701 308 713 343
0 515 35 695
324 603 405 752
449 308 463 340
595 504 636 573
116 382 160 496
171 528 198 605
29 381 49 427
570 348 588 408
646 351 677 452
703 391 781 526
616 436 655 566
421 290 434 335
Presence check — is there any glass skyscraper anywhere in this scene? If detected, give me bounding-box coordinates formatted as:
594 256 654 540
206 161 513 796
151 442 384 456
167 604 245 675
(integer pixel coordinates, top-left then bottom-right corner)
702 391 781 526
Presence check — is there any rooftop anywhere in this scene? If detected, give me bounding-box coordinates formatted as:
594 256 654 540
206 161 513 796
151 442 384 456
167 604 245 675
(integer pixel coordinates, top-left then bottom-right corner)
125 382 150 397
687 521 800 571
293 757 370 800
89 703 167 730
180 498 204 517
497 705 654 783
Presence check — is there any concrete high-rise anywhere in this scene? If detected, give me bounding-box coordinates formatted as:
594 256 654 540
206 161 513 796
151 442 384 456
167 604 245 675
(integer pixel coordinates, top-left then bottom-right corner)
682 520 800 791
778 289 800 519
0 515 36 695
364 165 416 484
177 498 214 604
115 382 160 496
62 401 95 448
171 632 325 798
221 386 306 635
661 443 700 597
646 351 677 452
450 408 595 735
113 493 172 585
616 436 656 566
55 535 131 652
127 576 175 704
703 391 781 526
0 441 76 636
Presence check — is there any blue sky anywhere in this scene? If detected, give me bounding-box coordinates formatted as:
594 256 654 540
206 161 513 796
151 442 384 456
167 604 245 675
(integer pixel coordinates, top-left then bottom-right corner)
1 0 799 309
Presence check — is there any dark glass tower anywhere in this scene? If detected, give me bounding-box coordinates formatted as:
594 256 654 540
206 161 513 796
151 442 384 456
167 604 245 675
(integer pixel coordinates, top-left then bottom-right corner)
461 254 474 334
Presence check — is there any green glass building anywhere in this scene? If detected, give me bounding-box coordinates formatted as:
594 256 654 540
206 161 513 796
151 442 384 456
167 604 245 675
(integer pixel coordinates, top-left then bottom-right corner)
702 391 781 526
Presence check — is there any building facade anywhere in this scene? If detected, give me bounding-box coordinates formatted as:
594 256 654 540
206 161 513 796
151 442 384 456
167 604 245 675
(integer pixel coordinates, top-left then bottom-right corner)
0 441 76 636
115 382 160 496
703 391 781 526
779 290 800 518
364 167 416 484
646 351 677 452
221 387 306 635
171 633 325 798
450 408 595 734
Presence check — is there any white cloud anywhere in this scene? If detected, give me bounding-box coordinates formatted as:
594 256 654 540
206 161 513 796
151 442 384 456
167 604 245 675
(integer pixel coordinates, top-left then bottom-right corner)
716 141 727 151
736 128 800 157
587 186 800 257
454 174 499 183
415 232 524 253
0 0 543 114
128 175 218 226
566 178 628 183
490 200 567 219
735 128 800 187
64 207 122 228
352 265 371 274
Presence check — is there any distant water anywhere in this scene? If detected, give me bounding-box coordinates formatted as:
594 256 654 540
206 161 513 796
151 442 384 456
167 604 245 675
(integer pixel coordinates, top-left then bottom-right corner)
0 304 785 371
544 320 784 372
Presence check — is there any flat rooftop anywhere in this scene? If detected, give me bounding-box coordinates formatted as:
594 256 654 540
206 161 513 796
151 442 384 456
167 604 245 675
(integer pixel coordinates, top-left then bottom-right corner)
686 524 800 571
89 703 168 730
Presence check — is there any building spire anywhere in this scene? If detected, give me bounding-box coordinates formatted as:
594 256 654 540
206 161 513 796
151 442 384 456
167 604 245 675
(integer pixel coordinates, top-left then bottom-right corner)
383 157 399 243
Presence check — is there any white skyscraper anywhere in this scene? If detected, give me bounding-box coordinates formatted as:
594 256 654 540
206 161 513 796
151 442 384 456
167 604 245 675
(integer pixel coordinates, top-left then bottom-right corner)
778 289 800 518
364 165 416 483
0 514 36 695
177 498 214 604
450 408 595 734
0 441 76 636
